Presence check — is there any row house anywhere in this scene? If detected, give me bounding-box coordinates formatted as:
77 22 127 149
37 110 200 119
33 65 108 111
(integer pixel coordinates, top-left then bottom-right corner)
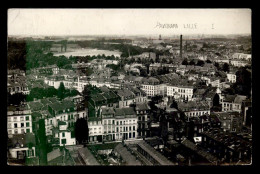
7 80 29 95
232 53 251 61
88 107 138 143
101 107 115 142
88 117 103 143
167 84 194 101
211 112 243 133
201 76 220 88
113 108 138 141
44 75 65 89
45 100 87 136
136 103 151 138
226 72 236 83
221 94 247 113
116 89 136 108
127 86 147 104
141 77 160 97
177 101 210 118
7 105 32 137
200 128 252 164
32 65 59 75
8 133 36 160
230 60 250 67
52 121 76 146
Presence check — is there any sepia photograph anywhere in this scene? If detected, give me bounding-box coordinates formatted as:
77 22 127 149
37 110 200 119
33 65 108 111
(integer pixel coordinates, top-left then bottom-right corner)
7 8 252 166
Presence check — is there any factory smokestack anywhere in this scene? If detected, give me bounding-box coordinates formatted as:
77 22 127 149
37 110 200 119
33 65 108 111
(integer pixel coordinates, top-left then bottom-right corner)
180 35 183 59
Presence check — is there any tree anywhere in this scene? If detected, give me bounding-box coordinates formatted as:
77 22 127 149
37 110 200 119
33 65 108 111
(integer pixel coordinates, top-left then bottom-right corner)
140 68 148 77
206 59 212 63
214 62 220 70
233 67 252 97
170 99 178 109
75 118 89 144
189 59 196 65
213 93 220 106
161 58 167 63
222 63 230 72
197 60 205 67
70 89 79 97
57 82 66 100
182 59 189 65
45 87 58 98
38 119 48 165
8 92 26 105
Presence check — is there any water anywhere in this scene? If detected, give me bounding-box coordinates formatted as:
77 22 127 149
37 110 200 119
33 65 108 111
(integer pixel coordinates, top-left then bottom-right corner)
53 48 121 58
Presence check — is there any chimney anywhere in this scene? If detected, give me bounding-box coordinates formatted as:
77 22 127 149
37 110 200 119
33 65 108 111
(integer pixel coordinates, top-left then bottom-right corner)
180 35 183 59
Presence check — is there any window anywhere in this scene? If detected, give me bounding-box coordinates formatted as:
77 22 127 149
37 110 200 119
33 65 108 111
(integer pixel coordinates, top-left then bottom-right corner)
20 117 24 121
14 123 17 128
129 133 131 138
26 116 29 121
133 126 135 131
14 117 17 121
14 129 18 134
120 121 122 125
133 132 135 138
26 122 30 127
129 126 131 131
21 129 25 134
8 130 12 134
117 127 119 132
21 123 24 127
62 132 65 137
8 118 11 122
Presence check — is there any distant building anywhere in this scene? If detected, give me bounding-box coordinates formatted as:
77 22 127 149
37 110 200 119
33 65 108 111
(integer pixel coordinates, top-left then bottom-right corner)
232 53 251 61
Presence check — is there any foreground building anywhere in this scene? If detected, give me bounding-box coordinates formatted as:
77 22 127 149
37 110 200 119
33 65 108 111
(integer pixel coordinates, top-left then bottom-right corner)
7 105 32 136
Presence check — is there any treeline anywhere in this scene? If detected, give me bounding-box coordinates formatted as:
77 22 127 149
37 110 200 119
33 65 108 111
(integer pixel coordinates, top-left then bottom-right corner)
26 41 73 70
8 41 27 70
72 54 119 63
76 40 163 58
26 84 79 101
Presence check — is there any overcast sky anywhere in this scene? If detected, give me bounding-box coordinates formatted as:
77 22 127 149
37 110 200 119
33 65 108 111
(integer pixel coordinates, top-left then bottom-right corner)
8 9 251 36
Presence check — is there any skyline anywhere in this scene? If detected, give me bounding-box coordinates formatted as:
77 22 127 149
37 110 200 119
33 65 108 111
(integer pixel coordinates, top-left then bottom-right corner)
8 9 251 36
